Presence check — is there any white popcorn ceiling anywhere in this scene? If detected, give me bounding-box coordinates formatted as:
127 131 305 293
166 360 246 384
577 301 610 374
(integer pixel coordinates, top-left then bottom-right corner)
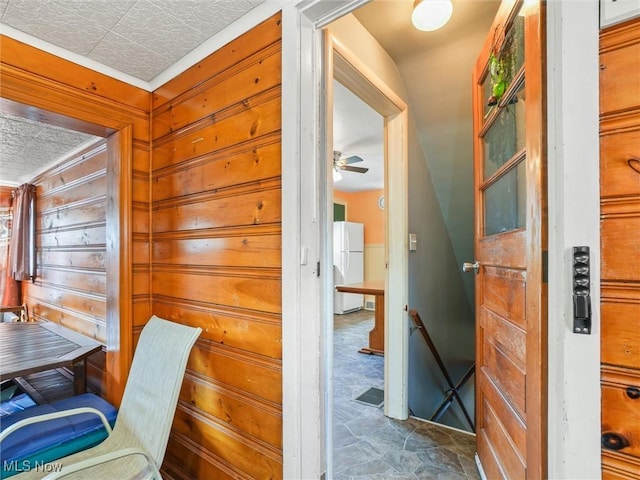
0 112 100 185
0 0 265 82
0 0 265 184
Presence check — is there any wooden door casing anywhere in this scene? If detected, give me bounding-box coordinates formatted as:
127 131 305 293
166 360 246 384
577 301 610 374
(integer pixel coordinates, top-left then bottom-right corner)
472 2 547 479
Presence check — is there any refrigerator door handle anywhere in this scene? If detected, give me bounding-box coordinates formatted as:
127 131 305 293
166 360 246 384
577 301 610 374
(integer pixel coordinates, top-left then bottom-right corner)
346 252 350 282
345 226 350 253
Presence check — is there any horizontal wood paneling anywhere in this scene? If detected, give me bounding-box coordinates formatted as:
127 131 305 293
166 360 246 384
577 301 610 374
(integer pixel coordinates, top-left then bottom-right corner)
37 174 107 211
38 249 106 270
152 298 281 359
37 146 108 191
601 215 640 282
152 269 280 313
602 302 640 370
152 13 283 478
39 197 107 230
600 28 640 116
180 373 282 448
152 14 282 109
172 404 282 479
153 138 281 201
163 433 240 479
152 182 281 233
153 92 281 171
153 228 279 264
39 225 106 249
602 370 640 459
0 186 13 208
2 35 151 404
601 20 640 477
188 343 281 404
24 142 108 389
25 282 106 321
153 46 282 139
600 128 640 199
28 300 106 342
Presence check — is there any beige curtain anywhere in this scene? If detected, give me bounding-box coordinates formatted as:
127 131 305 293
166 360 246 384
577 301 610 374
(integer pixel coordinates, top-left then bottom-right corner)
9 184 36 282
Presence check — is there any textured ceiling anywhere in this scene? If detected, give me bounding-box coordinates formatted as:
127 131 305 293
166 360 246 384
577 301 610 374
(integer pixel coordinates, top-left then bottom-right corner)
0 112 100 185
0 0 264 82
333 80 384 193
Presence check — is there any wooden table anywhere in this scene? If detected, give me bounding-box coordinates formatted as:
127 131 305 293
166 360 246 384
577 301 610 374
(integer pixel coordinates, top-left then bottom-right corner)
0 321 101 397
336 279 385 355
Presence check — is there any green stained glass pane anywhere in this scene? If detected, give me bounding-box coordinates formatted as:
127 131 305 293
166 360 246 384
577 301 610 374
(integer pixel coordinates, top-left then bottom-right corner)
483 83 526 179
484 160 526 236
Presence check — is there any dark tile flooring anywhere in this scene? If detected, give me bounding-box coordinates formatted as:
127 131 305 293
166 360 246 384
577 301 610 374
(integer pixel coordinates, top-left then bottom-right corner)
333 310 480 480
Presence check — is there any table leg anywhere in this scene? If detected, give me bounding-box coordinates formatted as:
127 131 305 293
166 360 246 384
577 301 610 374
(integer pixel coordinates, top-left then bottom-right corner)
72 359 88 395
358 294 384 356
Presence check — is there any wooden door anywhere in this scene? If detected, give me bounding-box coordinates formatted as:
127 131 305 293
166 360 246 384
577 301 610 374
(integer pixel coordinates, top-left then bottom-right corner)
471 1 546 478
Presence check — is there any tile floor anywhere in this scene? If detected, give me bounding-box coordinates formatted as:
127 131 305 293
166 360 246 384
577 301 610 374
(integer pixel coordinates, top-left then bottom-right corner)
333 310 480 480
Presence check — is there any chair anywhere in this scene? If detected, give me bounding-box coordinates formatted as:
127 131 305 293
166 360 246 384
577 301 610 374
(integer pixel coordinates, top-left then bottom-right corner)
2 316 201 480
0 304 29 322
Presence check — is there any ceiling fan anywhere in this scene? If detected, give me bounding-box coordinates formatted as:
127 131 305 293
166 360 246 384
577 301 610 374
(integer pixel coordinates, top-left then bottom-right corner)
333 151 369 174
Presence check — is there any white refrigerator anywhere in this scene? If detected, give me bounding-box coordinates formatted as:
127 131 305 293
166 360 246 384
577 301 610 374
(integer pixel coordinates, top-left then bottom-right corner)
333 221 364 314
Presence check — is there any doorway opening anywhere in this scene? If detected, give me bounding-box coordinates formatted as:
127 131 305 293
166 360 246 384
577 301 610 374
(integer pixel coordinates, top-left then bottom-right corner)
0 92 132 403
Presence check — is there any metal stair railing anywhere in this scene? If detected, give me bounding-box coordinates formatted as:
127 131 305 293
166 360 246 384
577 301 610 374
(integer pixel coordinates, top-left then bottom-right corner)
409 309 475 432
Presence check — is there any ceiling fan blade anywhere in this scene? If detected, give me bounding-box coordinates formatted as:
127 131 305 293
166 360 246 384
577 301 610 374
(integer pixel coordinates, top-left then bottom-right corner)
341 165 369 174
341 155 364 164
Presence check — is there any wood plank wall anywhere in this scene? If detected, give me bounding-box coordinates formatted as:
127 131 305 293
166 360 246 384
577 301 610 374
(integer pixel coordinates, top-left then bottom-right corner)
599 19 640 479
151 13 283 479
23 141 108 394
0 187 12 209
0 35 151 403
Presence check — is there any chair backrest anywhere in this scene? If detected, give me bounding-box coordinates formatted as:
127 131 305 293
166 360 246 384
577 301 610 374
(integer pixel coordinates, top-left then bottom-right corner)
115 315 201 465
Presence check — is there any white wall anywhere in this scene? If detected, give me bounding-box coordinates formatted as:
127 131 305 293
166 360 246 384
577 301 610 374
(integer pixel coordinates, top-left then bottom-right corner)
547 2 601 479
397 16 496 311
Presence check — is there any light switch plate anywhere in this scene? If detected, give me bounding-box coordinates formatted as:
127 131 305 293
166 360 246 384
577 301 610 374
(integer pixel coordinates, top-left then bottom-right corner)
600 0 640 28
409 233 417 251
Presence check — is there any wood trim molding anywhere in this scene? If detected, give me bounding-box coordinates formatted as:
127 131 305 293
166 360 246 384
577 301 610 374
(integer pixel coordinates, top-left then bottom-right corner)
106 127 133 405
0 38 151 405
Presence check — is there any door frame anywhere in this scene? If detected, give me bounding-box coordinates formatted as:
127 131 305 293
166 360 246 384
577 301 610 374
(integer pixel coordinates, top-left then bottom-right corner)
546 3 601 479
281 1 602 479
329 35 409 420
281 1 408 478
0 85 133 406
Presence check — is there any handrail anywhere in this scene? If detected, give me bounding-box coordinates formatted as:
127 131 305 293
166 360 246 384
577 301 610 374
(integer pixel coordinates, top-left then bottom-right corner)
409 309 475 432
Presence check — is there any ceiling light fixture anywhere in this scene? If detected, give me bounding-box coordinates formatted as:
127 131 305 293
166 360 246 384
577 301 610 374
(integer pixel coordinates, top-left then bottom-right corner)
411 0 453 31
333 167 342 182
